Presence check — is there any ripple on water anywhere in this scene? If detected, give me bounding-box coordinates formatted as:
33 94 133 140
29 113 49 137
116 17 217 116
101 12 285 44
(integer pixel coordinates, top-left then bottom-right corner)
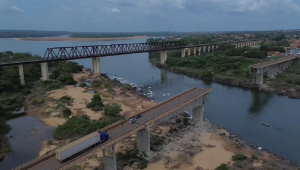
0 116 55 170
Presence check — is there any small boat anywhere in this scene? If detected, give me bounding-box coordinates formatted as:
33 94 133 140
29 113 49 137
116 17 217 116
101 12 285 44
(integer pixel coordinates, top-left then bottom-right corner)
262 122 271 128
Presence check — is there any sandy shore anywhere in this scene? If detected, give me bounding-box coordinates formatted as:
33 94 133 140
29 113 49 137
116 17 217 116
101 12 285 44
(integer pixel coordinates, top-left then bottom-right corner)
16 36 147 41
35 71 156 156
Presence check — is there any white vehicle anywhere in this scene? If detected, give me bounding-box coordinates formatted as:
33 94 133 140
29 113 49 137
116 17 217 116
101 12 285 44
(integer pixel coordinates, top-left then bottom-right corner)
129 118 137 124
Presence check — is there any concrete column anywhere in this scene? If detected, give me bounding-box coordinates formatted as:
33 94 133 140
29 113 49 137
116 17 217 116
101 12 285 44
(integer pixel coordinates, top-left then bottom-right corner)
198 47 202 56
211 45 215 52
254 68 264 85
137 125 150 153
187 48 191 56
181 49 185 58
193 48 197 56
160 51 167 65
41 62 49 81
18 65 25 86
103 144 117 170
207 46 210 52
92 57 101 77
203 46 206 53
267 66 275 79
235 43 238 48
192 104 204 121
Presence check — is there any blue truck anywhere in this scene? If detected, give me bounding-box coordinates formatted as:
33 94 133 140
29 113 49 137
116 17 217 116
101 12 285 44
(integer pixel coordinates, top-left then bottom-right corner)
98 131 109 143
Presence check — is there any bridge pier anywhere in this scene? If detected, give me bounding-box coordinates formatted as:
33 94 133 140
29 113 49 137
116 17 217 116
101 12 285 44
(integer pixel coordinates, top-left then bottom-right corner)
41 62 49 81
160 51 167 65
267 66 276 79
18 65 25 86
103 144 117 170
192 103 205 121
92 57 101 77
198 47 202 56
207 46 210 52
137 125 150 153
194 47 197 56
181 49 185 58
187 48 191 56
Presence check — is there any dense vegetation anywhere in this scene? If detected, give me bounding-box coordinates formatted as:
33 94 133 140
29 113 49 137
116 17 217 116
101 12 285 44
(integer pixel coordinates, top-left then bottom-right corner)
54 113 123 140
150 50 270 83
0 30 70 38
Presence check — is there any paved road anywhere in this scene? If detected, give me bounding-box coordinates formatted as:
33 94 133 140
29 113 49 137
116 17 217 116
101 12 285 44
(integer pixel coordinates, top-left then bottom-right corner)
26 88 209 170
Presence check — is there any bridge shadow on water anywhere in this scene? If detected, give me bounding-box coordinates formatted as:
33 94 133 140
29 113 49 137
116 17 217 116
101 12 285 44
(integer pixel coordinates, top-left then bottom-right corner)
248 91 274 117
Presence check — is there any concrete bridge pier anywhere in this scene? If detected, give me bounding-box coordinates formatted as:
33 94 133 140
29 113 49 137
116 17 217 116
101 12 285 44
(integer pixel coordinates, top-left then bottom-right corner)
187 48 191 56
181 49 185 58
253 68 264 85
211 45 215 52
103 144 117 170
203 46 206 53
137 125 150 153
92 57 101 77
266 66 275 79
198 47 202 56
207 46 210 52
193 48 197 56
41 62 49 81
160 51 167 64
192 103 205 121
18 65 25 86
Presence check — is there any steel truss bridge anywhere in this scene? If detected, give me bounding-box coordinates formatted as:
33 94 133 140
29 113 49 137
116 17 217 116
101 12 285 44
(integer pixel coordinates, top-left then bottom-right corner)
0 39 261 66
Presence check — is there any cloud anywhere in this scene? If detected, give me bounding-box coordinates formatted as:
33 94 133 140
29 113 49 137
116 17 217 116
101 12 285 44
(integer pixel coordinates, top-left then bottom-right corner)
102 7 120 13
10 6 24 12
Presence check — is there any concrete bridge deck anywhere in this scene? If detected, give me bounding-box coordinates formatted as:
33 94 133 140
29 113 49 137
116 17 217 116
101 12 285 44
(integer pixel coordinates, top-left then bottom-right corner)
249 56 298 85
13 88 211 170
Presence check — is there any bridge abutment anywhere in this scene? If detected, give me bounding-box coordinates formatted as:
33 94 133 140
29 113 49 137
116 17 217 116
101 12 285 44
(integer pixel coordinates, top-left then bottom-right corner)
18 65 25 86
160 51 167 64
103 144 117 170
92 57 101 77
137 125 150 153
41 62 49 81
253 68 264 85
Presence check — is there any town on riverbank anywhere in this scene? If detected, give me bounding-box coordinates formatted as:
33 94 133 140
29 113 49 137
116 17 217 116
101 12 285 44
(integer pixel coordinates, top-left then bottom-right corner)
1 30 300 170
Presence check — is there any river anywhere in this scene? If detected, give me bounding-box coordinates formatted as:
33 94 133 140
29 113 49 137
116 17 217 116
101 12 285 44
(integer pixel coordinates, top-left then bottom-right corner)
0 37 299 169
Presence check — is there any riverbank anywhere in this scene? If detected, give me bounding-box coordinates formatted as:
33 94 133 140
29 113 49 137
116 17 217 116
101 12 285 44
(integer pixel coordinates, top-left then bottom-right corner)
149 57 300 99
16 36 147 41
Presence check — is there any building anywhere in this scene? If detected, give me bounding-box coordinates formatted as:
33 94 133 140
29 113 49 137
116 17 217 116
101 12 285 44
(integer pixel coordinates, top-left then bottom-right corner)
268 51 281 57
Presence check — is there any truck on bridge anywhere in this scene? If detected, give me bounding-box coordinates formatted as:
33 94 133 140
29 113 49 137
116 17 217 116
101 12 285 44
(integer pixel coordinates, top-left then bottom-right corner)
55 131 109 161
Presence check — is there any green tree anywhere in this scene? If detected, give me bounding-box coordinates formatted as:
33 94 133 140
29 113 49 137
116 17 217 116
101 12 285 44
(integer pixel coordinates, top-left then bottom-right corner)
63 108 72 118
104 103 123 117
87 94 104 111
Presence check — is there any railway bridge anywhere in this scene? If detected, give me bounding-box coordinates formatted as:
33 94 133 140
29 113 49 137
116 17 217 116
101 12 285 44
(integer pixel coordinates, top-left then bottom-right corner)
0 39 262 86
12 88 211 170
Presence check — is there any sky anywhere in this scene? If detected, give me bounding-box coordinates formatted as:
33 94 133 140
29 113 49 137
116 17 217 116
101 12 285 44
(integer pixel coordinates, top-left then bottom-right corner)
0 0 300 32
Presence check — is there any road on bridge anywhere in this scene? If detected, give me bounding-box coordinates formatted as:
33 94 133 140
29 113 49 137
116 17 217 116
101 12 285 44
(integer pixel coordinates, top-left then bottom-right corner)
24 88 209 170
